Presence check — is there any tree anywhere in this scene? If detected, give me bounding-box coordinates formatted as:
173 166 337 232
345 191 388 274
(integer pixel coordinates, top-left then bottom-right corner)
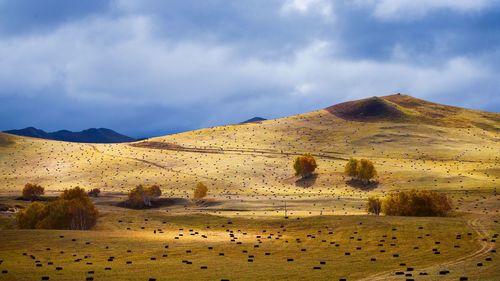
127 185 146 208
382 190 452 217
193 182 208 201
344 158 359 178
127 185 162 208
22 183 44 200
36 199 72 229
366 197 382 215
356 159 377 184
16 202 46 229
61 186 88 201
16 187 98 230
344 158 377 184
293 154 317 178
88 188 101 197
67 198 98 230
148 185 162 199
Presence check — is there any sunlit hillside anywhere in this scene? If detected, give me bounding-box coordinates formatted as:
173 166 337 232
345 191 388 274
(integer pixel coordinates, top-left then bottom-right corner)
0 94 498 216
1 94 499 281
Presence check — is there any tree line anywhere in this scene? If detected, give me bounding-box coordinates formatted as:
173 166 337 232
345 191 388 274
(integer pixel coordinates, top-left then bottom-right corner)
17 186 98 230
294 154 451 217
16 153 452 231
16 180 211 229
367 190 452 217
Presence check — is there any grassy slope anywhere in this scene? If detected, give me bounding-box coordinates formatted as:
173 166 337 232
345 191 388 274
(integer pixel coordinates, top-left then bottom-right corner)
0 94 498 211
0 94 499 280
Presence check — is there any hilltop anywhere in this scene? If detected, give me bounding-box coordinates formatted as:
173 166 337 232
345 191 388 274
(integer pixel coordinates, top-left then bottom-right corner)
328 94 498 129
326 95 408 121
3 127 135 143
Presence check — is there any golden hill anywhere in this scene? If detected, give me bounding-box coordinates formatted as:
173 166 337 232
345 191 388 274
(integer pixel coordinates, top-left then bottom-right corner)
0 94 498 215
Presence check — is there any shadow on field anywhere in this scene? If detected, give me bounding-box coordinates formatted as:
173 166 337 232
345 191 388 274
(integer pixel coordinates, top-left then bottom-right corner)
15 196 57 202
295 174 318 188
346 179 379 190
193 199 223 208
117 197 190 209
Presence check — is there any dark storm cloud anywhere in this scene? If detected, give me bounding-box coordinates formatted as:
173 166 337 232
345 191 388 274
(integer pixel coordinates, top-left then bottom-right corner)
0 0 499 137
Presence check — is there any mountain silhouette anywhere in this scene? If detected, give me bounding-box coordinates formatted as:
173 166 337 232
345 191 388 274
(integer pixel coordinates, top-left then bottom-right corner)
4 127 135 143
240 117 267 124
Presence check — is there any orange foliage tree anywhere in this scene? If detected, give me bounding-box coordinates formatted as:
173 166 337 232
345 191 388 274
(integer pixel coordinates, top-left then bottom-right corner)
17 186 98 230
344 158 377 184
382 190 452 217
293 154 317 178
22 183 45 200
193 182 208 201
127 185 162 208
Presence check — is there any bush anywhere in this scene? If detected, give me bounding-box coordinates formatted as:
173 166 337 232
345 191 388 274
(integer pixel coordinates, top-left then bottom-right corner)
382 190 452 217
344 158 358 178
15 202 46 229
127 185 162 208
61 186 88 201
22 183 45 200
88 188 101 197
344 158 377 184
193 182 208 201
366 197 382 215
16 186 98 230
357 159 377 184
293 154 317 178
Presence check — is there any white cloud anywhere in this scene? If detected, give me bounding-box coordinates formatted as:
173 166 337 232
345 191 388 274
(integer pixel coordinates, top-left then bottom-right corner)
0 13 497 117
281 0 333 18
354 0 496 20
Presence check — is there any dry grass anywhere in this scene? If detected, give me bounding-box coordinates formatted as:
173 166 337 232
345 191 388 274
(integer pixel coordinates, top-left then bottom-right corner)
0 94 498 279
0 202 498 281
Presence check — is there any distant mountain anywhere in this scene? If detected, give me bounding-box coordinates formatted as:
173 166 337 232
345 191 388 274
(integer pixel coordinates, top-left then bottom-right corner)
4 127 135 143
240 117 267 124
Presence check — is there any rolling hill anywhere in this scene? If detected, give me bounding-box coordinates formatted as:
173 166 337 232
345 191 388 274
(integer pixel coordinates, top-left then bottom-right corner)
0 93 497 204
0 93 499 280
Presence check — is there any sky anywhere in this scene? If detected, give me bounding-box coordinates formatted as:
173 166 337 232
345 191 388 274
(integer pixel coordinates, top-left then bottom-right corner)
0 0 499 138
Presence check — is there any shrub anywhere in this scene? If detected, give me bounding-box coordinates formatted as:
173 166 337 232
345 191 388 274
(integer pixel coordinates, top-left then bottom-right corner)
357 159 377 184
382 190 452 217
293 154 317 178
366 197 382 215
88 188 101 197
193 182 208 201
16 186 98 230
344 158 358 178
15 202 46 229
127 185 162 208
22 183 45 200
61 186 88 201
344 158 377 184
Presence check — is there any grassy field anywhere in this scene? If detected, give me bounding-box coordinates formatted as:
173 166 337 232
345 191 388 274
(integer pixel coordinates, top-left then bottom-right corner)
0 94 499 280
0 202 498 280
